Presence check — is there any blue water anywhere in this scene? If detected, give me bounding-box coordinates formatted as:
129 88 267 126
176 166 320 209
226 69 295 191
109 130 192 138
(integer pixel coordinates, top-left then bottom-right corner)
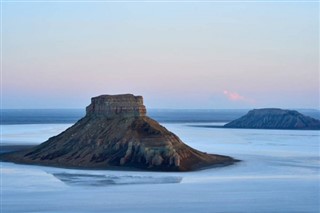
1 108 320 124
1 110 319 212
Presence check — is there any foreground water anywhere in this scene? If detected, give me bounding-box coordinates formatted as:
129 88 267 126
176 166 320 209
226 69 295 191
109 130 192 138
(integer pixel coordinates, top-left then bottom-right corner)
1 122 319 212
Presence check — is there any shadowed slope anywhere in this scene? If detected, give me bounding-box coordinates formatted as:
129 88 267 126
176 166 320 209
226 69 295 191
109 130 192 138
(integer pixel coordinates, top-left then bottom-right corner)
224 108 320 130
1 94 236 171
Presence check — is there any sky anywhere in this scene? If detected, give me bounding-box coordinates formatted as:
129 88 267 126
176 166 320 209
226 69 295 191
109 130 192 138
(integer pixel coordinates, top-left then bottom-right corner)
2 1 319 109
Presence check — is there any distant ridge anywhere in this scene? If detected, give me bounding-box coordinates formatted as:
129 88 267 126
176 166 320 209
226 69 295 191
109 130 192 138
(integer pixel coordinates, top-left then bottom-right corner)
1 108 319 125
224 108 320 130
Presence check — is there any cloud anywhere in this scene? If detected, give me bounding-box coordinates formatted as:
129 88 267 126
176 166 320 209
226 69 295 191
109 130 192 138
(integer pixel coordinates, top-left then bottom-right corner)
223 90 256 104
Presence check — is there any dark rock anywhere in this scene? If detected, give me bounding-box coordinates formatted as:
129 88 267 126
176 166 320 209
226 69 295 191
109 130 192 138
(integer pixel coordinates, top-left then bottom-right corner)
224 108 320 130
1 94 236 171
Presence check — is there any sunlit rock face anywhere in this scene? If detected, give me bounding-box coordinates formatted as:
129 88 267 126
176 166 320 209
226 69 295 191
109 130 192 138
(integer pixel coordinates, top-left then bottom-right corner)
1 94 235 171
224 108 320 130
86 94 146 118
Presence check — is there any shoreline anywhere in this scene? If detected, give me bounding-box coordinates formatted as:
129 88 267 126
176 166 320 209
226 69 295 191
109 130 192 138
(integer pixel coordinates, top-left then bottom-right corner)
0 144 239 172
187 125 320 131
0 144 37 153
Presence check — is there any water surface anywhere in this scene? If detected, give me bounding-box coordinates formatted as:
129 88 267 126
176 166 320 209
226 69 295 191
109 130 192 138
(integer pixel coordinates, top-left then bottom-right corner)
1 111 319 212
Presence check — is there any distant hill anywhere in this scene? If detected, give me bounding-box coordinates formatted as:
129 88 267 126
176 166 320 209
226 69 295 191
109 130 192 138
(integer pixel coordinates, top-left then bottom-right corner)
224 108 320 130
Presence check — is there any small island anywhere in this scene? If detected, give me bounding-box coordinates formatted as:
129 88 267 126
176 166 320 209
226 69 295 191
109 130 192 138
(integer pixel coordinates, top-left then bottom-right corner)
0 94 236 171
224 108 320 130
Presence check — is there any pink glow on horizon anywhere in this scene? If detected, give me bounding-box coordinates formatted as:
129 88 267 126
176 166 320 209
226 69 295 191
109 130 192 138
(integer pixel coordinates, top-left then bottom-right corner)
223 90 256 104
2 3 318 109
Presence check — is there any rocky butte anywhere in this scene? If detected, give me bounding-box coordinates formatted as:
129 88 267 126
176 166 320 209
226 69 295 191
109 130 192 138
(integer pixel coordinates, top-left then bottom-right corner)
1 94 236 171
224 108 320 130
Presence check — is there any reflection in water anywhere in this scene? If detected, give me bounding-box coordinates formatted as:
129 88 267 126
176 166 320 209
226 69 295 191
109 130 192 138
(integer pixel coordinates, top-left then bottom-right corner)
52 172 183 186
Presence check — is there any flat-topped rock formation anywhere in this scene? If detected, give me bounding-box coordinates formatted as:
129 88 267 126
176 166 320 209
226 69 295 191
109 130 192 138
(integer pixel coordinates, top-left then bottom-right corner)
1 94 236 171
86 94 146 117
224 108 320 130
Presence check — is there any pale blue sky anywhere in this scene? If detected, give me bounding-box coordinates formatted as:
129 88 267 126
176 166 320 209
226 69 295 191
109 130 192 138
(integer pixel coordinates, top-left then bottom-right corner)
2 1 319 109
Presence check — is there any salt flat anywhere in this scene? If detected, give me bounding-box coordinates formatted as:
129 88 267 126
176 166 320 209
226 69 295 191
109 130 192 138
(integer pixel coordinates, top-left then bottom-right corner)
1 123 319 212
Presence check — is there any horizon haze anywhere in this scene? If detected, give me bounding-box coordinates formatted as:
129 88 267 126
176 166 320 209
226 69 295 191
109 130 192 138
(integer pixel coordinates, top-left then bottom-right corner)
2 1 319 109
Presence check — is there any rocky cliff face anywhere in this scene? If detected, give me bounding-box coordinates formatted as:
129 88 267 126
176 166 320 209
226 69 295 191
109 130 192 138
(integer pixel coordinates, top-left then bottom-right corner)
1 94 235 171
224 108 320 130
86 94 146 118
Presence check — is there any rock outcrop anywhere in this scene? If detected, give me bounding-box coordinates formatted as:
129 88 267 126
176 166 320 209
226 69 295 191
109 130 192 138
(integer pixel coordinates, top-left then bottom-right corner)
1 94 235 171
86 95 146 117
224 108 320 130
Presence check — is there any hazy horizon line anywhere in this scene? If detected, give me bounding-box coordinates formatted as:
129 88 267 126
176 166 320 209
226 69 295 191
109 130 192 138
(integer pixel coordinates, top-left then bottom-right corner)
1 108 320 111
